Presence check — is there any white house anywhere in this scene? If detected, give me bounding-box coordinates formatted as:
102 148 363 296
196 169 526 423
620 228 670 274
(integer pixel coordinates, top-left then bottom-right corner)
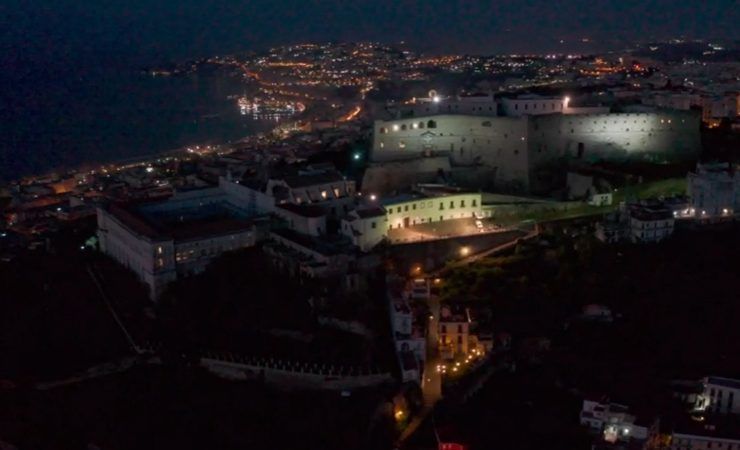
628 205 675 243
580 399 650 444
695 376 740 415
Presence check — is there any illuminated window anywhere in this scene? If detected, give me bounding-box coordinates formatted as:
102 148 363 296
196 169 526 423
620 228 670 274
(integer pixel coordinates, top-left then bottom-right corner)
379 142 384 149
392 124 400 131
380 127 387 134
399 141 406 149
321 190 327 199
333 188 340 198
157 246 163 255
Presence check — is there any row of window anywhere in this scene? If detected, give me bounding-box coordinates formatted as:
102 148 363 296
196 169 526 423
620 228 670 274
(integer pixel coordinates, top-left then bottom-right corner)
379 120 438 134
387 199 478 215
568 118 684 126
513 102 561 111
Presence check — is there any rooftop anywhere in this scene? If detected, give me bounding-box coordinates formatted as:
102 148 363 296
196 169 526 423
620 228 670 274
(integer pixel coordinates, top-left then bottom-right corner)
706 376 740 391
277 203 327 218
106 199 256 242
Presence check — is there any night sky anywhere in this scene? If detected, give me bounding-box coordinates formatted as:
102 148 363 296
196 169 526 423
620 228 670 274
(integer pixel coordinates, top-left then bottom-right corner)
2 0 739 64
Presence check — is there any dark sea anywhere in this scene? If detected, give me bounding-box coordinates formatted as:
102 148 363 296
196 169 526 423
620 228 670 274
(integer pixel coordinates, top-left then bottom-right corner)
0 58 273 182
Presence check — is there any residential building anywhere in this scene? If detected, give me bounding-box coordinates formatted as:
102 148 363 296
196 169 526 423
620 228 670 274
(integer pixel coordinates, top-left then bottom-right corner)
688 163 740 221
438 306 470 360
580 399 651 444
628 204 675 243
695 377 740 415
97 186 262 299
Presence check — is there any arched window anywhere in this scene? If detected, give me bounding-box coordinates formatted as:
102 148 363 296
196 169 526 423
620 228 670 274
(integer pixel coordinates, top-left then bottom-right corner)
418 122 425 129
401 124 407 131
427 120 437 128
380 127 387 134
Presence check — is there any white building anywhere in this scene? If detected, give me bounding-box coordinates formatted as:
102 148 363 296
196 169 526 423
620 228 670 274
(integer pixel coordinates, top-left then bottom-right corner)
500 94 566 117
688 163 740 221
340 206 387 252
264 166 357 217
695 377 740 415
595 203 675 244
97 186 261 299
381 189 483 231
390 92 499 118
628 205 675 243
670 431 740 450
580 399 650 443
438 306 471 360
387 281 426 383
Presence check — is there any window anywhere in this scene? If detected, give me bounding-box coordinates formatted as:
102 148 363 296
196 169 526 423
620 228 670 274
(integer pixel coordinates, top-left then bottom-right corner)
321 190 327 199
399 141 406 149
371 222 376 229
401 124 407 130
461 200 465 207
458 324 463 333
439 202 444 210
412 204 416 210
397 207 401 213
472 199 477 207
450 201 454 209
482 121 492 127
427 120 437 128
379 142 384 149
157 246 163 255
380 127 387 134
441 325 447 333
404 205 408 212
418 121 425 129
515 104 519 110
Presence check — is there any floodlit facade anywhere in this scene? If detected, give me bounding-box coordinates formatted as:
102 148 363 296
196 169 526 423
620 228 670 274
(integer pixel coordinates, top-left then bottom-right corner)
382 191 483 230
371 110 701 192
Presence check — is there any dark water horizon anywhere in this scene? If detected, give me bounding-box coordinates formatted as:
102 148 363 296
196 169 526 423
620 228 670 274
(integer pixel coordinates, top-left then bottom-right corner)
0 55 274 182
